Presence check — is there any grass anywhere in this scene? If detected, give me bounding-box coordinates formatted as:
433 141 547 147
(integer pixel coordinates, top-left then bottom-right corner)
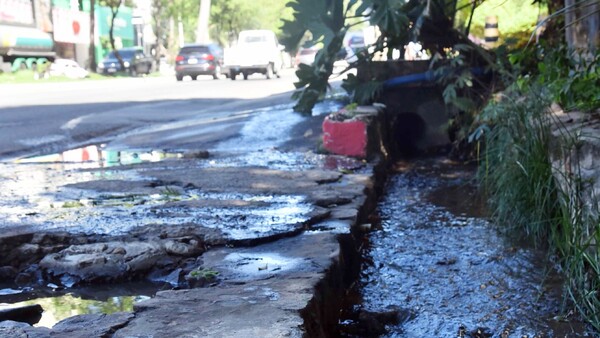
0 69 162 84
479 81 600 330
0 70 107 84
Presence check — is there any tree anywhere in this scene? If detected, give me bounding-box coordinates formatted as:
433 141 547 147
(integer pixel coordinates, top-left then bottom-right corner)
98 0 134 69
151 0 169 67
281 0 487 114
88 0 96 71
210 0 292 46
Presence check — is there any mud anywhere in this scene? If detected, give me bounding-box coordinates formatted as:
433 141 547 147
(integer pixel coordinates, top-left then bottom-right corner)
341 158 594 337
2 96 595 337
0 99 376 336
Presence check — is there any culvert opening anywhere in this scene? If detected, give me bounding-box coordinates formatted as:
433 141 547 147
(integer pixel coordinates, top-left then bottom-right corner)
390 112 427 158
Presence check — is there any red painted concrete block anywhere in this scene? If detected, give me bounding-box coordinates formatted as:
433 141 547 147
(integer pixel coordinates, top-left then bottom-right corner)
322 116 368 158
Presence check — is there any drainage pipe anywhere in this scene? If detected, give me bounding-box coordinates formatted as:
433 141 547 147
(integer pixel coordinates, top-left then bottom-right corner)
383 67 486 89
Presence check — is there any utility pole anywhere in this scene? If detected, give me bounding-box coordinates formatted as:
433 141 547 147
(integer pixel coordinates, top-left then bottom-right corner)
196 0 211 43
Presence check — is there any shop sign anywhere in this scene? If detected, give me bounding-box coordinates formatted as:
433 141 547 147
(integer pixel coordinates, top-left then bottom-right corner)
0 0 35 26
96 6 133 40
52 8 90 44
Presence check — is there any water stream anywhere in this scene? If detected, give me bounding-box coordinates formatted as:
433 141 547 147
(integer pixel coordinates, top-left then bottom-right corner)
341 158 593 337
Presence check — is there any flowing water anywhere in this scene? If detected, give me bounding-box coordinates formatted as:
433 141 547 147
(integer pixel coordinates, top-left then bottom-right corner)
342 158 594 337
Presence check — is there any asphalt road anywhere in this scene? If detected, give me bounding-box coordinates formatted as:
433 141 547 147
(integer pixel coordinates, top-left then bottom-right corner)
0 68 299 160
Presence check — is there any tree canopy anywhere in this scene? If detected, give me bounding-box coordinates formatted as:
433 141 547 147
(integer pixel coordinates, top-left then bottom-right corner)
150 0 292 48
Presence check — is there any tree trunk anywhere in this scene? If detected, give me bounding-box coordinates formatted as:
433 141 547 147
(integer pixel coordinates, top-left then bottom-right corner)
152 0 163 68
88 0 96 71
565 0 599 55
109 5 125 69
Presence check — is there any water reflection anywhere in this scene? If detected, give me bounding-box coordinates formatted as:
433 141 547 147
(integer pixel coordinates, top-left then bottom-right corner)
348 158 592 337
16 144 183 169
0 293 150 328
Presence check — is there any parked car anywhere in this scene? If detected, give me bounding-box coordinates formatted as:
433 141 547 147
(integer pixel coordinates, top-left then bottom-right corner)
97 47 153 76
347 34 365 51
48 59 89 79
223 30 284 80
175 44 224 81
295 46 319 67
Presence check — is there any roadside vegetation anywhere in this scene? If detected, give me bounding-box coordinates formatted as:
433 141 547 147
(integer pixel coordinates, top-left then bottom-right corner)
282 0 600 331
0 70 108 84
477 44 600 329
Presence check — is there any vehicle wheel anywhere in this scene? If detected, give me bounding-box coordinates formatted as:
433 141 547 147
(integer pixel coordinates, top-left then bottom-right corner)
176 74 183 81
265 63 274 79
191 75 198 81
213 66 221 80
130 68 138 77
243 72 249 80
230 71 237 80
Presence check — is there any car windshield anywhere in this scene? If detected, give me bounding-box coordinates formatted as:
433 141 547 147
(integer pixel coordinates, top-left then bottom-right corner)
180 46 209 54
107 50 136 59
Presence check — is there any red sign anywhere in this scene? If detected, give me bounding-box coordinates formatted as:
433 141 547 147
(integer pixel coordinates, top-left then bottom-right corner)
52 8 90 44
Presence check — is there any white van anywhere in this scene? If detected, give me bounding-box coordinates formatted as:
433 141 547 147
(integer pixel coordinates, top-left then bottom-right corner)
223 30 284 80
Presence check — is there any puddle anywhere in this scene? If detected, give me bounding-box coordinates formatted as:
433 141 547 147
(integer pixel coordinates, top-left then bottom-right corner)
15 144 184 169
343 158 594 337
205 149 366 172
0 174 313 239
221 252 303 277
153 192 313 240
0 282 160 328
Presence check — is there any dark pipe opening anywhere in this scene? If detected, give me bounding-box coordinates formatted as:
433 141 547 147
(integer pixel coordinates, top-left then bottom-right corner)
390 112 427 158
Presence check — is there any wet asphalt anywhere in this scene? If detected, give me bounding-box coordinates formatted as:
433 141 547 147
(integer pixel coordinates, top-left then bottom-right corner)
0 88 596 336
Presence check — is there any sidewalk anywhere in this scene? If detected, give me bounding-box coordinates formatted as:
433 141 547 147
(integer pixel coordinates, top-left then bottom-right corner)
0 101 382 337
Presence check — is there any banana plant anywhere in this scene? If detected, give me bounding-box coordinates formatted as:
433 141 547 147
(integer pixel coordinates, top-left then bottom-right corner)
281 0 492 114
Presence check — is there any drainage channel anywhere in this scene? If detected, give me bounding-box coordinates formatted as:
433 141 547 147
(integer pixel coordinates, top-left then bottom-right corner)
334 158 594 337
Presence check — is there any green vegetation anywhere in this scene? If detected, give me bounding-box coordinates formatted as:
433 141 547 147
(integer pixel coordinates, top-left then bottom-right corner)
151 0 292 49
282 0 490 114
188 268 219 280
468 0 545 41
283 0 600 330
474 14 600 332
210 0 293 45
19 294 141 328
478 68 600 329
0 70 107 84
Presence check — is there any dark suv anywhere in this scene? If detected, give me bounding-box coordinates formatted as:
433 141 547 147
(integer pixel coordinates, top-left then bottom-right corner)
175 44 224 81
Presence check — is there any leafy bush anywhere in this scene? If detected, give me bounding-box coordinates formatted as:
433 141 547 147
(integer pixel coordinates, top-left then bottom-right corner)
478 52 600 330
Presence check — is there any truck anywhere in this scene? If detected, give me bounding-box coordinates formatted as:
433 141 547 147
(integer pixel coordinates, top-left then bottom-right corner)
0 0 55 73
223 30 284 80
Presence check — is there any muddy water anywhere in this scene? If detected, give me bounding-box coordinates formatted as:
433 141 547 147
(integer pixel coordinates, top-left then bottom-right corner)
0 282 157 328
348 158 593 337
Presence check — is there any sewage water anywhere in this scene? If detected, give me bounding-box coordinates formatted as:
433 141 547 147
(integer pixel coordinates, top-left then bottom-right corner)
0 281 159 328
345 158 593 337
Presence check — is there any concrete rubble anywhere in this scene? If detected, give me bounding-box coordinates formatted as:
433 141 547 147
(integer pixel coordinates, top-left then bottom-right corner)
0 108 387 337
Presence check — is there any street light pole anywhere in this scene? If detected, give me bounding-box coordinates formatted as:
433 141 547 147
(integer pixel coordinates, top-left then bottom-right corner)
196 0 211 43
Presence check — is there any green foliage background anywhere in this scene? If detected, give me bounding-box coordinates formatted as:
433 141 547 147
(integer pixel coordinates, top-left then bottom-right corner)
472 0 545 38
